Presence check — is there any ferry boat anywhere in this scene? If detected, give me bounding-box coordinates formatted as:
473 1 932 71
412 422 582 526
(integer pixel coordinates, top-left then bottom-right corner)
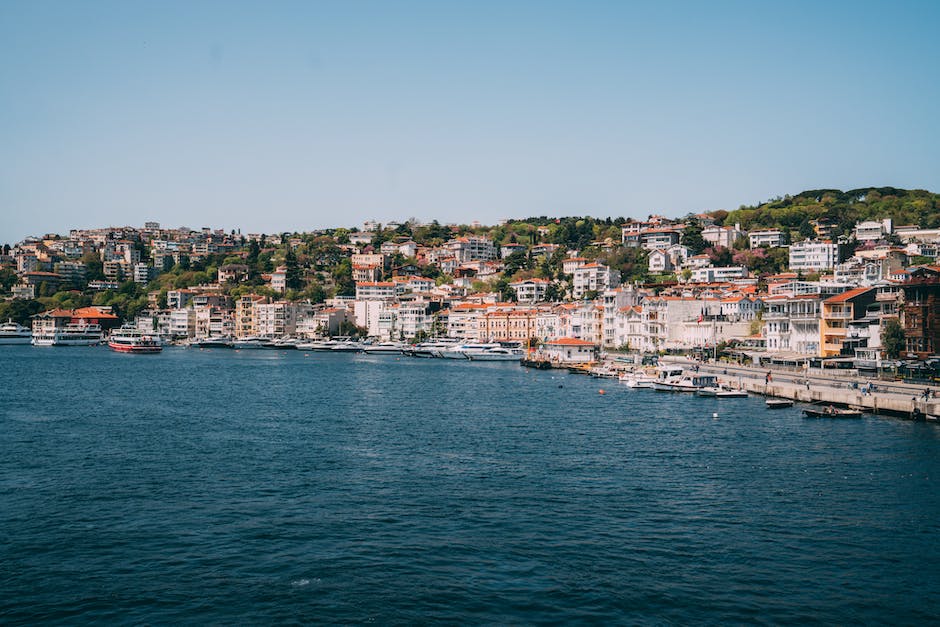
31 322 103 346
108 328 162 353
0 319 32 344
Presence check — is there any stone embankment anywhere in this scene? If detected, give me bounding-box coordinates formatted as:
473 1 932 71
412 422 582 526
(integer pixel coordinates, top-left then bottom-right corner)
660 358 939 418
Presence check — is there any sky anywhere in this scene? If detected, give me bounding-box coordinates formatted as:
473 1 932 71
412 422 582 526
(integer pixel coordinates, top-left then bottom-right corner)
2 0 939 243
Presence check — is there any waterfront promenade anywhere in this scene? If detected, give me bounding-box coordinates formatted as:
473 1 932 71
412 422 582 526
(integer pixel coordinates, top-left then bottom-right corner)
659 356 939 418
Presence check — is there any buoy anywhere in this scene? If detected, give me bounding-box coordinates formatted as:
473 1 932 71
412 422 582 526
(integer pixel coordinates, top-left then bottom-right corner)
599 389 606 395
712 412 719 419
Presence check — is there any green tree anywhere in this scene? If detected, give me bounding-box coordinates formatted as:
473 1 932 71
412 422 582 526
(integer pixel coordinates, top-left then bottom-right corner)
284 249 303 290
881 318 905 359
681 224 707 254
0 299 43 325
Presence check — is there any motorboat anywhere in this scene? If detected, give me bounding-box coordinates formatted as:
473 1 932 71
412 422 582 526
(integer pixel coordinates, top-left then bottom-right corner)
802 406 863 418
107 327 162 353
271 337 300 349
766 399 794 409
696 384 747 398
439 342 500 360
0 319 32 344
589 364 619 378
361 341 406 354
191 336 234 348
331 340 363 352
232 336 276 349
466 347 524 361
650 365 685 390
404 339 460 358
296 339 337 350
618 370 657 388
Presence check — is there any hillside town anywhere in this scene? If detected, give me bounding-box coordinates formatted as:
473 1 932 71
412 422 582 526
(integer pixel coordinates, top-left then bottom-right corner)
2 192 940 371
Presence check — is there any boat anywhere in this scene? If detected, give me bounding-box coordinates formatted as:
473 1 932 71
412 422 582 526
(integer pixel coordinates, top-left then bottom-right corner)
618 370 657 388
439 342 500 360
108 327 162 353
404 339 460 358
696 385 747 398
331 340 363 352
466 347 524 361
589 364 619 378
271 337 300 349
232 336 276 349
653 367 718 392
31 322 103 346
520 358 552 369
766 398 794 409
802 406 863 418
0 319 32 344
191 336 234 348
361 341 406 354
296 339 337 350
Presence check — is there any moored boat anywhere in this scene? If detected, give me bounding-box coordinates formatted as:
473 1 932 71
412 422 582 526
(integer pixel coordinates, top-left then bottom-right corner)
802 406 863 418
766 399 794 409
32 322 103 346
466 347 524 361
361 341 406 354
108 327 162 353
191 336 234 348
0 319 32 344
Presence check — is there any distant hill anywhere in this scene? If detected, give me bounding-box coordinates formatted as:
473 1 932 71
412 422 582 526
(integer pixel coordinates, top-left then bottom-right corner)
719 187 940 238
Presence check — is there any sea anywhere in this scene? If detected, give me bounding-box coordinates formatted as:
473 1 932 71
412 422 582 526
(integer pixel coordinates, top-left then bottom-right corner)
2 345 939 624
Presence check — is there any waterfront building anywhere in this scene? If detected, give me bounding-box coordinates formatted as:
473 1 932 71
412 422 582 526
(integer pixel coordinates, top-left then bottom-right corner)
234 294 267 338
168 308 196 338
479 306 538 343
819 287 877 358
900 266 940 357
543 337 597 363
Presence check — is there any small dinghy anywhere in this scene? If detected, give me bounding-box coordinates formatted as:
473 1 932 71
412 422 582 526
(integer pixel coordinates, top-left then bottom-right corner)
766 399 794 409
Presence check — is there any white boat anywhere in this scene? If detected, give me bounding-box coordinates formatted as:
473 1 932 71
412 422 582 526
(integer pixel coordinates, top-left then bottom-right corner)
766 398 794 409
361 341 406 354
296 339 337 350
32 322 103 346
590 364 619 378
655 373 719 393
466 347 524 361
108 327 162 353
650 365 685 391
440 342 501 360
191 336 234 348
619 371 657 388
696 385 747 398
232 336 275 349
271 337 300 349
331 340 363 352
0 319 32 344
404 339 460 358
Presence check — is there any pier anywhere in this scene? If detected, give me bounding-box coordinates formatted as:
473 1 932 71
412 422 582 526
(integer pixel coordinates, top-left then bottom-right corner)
658 358 940 418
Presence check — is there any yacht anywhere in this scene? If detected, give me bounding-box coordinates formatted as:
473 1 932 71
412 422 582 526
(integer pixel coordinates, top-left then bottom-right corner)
0 320 32 344
404 339 460 358
108 327 162 354
466 346 524 361
296 339 337 350
439 342 501 360
232 336 275 349
191 336 234 348
361 341 406 354
655 373 719 393
32 323 103 346
649 365 685 391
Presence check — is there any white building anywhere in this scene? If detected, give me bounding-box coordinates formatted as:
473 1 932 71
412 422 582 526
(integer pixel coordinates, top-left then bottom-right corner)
854 218 892 242
789 240 838 272
690 265 748 283
572 263 620 299
749 229 785 248
169 308 196 338
446 236 497 262
702 223 746 249
509 278 550 303
355 282 397 300
543 337 597 363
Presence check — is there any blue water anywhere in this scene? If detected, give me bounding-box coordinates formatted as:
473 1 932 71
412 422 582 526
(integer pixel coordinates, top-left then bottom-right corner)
2 346 939 623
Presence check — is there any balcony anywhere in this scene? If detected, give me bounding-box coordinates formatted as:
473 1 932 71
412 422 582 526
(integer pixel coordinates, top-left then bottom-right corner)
824 310 853 320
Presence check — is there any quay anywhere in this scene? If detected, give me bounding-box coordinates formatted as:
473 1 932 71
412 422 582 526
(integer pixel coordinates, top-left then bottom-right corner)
656 357 939 418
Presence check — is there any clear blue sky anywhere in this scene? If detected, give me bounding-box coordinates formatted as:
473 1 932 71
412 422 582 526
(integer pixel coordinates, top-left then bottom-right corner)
2 0 938 243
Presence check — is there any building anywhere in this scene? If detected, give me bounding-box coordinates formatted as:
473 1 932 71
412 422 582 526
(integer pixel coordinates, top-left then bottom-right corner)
748 229 785 248
900 267 940 357
854 219 892 242
702 224 746 249
218 264 249 284
543 337 597 363
509 278 549 303
819 287 877 358
479 306 538 342
355 282 397 300
446 236 497 262
572 263 620 299
789 240 838 272
690 265 748 283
